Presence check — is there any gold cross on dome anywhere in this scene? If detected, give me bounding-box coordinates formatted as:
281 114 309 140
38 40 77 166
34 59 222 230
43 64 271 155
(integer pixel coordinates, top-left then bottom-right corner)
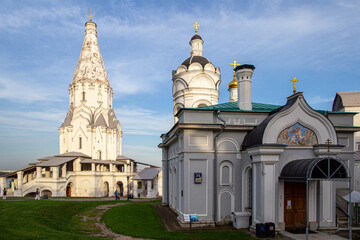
87 8 95 21
326 139 332 152
229 60 240 72
290 77 299 94
193 21 200 34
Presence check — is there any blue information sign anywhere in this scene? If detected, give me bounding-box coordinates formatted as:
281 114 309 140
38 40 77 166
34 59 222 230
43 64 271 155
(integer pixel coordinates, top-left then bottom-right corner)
194 172 202 184
189 214 198 222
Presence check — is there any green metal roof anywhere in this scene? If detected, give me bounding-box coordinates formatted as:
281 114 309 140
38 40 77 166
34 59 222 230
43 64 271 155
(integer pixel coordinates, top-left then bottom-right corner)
196 101 281 112
186 101 356 114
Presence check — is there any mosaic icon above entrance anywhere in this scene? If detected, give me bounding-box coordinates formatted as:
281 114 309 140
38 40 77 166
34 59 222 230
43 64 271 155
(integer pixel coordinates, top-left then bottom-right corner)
277 123 318 145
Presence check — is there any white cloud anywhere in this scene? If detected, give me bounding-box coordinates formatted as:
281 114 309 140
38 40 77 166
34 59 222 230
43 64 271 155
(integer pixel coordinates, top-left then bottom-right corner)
0 6 82 33
0 77 62 103
115 106 173 136
0 109 65 134
307 96 334 105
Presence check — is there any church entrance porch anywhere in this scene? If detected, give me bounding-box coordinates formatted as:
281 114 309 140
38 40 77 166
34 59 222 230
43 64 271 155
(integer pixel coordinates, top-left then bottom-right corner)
284 182 306 231
280 157 351 239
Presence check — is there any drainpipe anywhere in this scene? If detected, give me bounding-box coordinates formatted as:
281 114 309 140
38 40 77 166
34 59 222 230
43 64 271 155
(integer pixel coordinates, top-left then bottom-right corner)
214 110 226 224
165 146 169 205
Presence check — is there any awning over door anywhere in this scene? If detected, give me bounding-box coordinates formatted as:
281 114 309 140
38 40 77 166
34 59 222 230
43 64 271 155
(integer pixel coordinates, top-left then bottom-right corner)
280 157 349 181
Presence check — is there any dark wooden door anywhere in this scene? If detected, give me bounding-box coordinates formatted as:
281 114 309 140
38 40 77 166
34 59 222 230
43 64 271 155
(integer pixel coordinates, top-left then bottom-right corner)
284 182 306 230
66 185 71 197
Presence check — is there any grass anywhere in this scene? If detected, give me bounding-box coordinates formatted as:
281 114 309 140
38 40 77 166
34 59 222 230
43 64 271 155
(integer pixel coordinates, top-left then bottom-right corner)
103 203 254 240
0 200 112 240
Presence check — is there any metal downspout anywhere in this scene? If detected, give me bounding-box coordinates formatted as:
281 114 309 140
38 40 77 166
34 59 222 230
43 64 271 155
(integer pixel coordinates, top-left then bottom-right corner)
214 110 226 224
166 146 169 205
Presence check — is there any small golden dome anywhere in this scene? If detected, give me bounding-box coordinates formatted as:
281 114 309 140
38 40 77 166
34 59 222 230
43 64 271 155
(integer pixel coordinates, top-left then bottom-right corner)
228 73 237 89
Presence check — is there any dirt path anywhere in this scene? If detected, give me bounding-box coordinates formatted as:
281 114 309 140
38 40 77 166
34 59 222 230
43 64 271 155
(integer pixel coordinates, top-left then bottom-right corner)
81 202 152 240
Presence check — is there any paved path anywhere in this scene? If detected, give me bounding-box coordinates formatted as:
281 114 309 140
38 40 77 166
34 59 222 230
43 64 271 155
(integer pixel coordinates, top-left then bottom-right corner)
280 231 348 240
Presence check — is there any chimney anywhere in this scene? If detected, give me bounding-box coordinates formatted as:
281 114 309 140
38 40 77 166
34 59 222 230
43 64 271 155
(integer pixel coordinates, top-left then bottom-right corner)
235 64 255 110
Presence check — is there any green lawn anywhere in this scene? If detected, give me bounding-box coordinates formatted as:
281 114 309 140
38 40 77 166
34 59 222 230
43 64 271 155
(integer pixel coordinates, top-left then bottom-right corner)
104 203 254 240
0 200 111 240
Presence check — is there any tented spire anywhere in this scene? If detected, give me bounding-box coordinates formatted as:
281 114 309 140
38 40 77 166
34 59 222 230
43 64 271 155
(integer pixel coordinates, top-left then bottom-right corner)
71 21 109 85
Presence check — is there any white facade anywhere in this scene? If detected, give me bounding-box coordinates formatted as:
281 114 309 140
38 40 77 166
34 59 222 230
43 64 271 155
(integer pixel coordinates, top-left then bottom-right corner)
161 32 359 231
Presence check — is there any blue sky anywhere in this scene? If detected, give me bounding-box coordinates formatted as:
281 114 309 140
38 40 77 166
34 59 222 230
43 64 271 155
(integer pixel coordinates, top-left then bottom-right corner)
0 0 359 170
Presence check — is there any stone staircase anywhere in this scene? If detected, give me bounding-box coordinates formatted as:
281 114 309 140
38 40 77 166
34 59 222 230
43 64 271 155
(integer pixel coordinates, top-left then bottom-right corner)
336 192 349 229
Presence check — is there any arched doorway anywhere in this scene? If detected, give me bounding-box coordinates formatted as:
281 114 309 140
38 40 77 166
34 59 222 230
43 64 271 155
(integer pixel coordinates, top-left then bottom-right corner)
116 181 124 196
66 183 72 197
104 182 109 197
280 157 350 232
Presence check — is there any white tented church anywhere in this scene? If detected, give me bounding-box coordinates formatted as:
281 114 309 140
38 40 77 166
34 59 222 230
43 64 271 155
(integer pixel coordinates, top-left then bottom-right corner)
0 19 161 198
159 26 360 231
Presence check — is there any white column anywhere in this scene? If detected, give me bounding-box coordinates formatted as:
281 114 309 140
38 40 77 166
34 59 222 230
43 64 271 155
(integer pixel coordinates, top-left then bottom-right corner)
17 171 23 191
28 173 33 182
62 164 67 177
0 177 6 196
318 181 336 229
45 168 50 178
37 167 42 178
133 180 138 198
52 167 58 179
91 163 95 171
248 146 284 226
147 180 153 198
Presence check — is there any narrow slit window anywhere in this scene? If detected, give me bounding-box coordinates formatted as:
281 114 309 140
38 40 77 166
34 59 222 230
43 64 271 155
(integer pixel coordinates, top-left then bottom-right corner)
79 137 82 149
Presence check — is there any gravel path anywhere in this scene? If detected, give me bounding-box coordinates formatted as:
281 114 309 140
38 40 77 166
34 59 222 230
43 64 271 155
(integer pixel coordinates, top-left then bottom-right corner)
81 202 152 240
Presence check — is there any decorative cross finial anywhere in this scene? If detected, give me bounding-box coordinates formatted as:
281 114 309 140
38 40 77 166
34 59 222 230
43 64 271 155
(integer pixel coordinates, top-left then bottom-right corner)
87 8 95 22
229 60 240 72
326 139 332 152
290 77 299 94
193 21 200 34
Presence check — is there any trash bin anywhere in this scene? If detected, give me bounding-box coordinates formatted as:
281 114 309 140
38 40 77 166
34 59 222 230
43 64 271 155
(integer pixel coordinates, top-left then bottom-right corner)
265 222 275 237
256 223 266 238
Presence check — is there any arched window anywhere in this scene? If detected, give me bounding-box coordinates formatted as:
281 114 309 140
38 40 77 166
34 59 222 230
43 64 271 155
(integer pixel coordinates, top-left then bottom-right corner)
82 91 86 101
197 103 207 108
79 137 82 149
220 161 233 186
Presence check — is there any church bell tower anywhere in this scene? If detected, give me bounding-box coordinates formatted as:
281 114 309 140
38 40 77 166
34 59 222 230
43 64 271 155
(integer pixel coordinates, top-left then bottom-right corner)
172 21 221 121
59 16 122 161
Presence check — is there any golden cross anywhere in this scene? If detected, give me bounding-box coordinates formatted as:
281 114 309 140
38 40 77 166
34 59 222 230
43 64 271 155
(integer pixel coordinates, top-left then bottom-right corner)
193 21 200 34
326 139 332 152
87 8 95 21
290 77 299 94
229 60 240 72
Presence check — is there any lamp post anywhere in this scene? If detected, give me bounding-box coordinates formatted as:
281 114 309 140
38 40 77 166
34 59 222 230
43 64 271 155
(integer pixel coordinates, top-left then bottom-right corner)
127 175 130 201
